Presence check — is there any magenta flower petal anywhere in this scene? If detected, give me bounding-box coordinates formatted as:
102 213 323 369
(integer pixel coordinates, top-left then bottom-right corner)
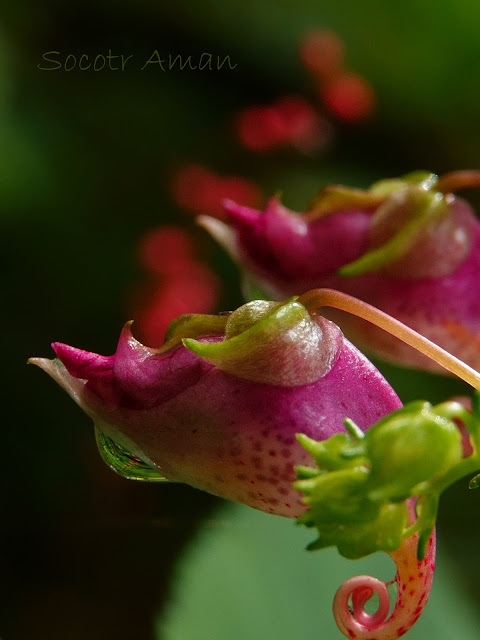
52 342 114 378
223 196 371 290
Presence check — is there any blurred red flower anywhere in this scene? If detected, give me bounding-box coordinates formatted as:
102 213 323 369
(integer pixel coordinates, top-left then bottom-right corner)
236 96 329 153
321 72 376 122
171 164 263 219
128 226 221 346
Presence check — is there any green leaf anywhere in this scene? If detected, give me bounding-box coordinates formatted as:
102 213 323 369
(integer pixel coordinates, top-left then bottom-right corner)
160 503 480 640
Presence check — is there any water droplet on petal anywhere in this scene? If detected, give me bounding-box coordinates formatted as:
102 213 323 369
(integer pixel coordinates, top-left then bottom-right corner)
95 428 170 482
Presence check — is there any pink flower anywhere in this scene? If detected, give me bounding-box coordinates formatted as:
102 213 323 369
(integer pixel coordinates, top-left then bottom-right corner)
29 297 401 517
200 171 480 371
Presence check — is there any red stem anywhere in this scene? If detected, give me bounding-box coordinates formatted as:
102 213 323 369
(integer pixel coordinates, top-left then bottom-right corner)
333 503 436 639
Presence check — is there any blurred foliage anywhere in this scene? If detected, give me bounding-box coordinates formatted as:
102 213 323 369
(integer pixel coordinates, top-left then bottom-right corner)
161 502 480 640
3 0 480 638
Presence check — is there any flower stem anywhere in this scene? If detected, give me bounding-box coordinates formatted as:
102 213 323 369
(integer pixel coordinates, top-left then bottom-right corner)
298 288 480 389
436 170 480 194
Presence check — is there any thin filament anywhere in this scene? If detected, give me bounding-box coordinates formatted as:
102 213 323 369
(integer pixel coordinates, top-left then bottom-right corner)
298 288 480 389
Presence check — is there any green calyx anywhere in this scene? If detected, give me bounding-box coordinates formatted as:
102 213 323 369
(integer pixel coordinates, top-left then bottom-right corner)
183 298 343 386
295 393 480 560
308 170 468 278
160 313 229 352
307 185 385 219
339 173 450 277
307 170 438 219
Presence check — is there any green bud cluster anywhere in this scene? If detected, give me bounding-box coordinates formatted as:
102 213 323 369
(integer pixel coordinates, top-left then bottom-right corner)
295 394 480 560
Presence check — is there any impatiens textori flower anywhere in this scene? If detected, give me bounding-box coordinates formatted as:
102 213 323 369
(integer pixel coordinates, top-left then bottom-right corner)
30 290 480 640
199 170 480 372
30 295 402 517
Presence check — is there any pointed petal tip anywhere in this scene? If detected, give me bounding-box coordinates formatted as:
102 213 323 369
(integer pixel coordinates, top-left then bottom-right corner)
50 342 92 370
266 193 283 208
51 341 76 359
222 199 262 226
120 320 135 340
27 354 67 380
119 320 157 354
27 356 52 369
222 197 238 211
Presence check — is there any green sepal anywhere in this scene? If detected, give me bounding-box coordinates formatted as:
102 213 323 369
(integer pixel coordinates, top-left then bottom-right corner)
343 417 365 441
308 170 437 219
295 465 322 480
415 495 439 560
183 297 342 386
161 313 228 352
182 298 302 377
369 171 438 197
296 432 366 471
295 466 379 525
307 185 385 218
302 502 407 560
338 186 449 277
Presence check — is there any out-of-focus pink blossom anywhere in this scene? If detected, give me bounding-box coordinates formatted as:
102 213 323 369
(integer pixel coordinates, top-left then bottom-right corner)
299 28 345 78
321 72 376 122
200 173 480 372
170 164 262 219
236 97 330 153
128 226 220 346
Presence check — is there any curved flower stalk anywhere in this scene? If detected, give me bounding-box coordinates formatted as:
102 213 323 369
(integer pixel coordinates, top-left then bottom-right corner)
295 394 480 640
332 507 435 640
199 170 480 372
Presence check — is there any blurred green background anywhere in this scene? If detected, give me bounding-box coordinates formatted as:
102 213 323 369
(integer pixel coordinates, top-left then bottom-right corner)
4 1 480 638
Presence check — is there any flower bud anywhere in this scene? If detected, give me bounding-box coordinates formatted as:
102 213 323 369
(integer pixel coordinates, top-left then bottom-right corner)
365 403 462 501
29 299 401 517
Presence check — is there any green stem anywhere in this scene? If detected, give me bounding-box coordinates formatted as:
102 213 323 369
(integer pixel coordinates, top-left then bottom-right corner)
432 454 480 495
297 288 480 389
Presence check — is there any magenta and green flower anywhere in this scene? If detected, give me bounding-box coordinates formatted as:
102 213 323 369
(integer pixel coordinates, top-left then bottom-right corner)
201 170 480 372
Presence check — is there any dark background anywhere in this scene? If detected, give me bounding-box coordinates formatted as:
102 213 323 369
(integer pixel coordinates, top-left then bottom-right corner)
3 1 480 638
